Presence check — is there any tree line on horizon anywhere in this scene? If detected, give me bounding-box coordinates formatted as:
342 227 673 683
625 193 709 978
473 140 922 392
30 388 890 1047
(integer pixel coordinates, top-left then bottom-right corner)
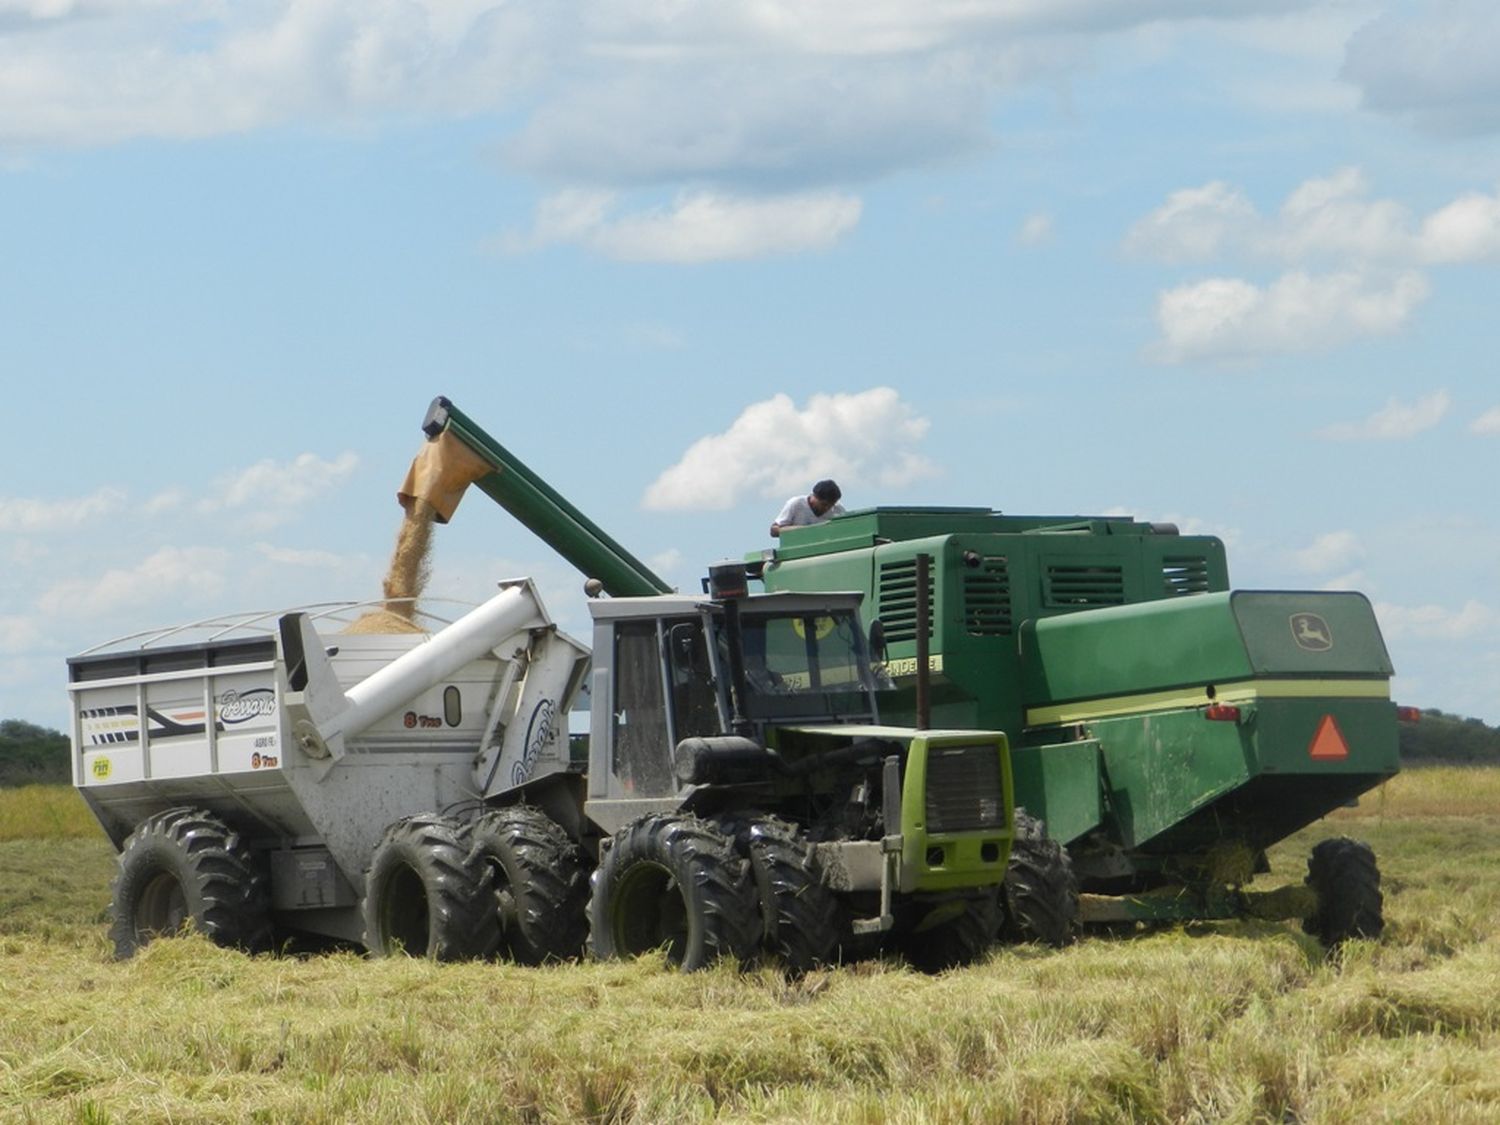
4 710 1499 789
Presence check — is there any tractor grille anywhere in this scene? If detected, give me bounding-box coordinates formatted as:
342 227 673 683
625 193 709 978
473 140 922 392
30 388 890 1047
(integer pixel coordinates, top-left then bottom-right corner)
1044 563 1125 608
1162 555 1211 596
878 558 934 644
925 743 1006 833
964 557 1013 636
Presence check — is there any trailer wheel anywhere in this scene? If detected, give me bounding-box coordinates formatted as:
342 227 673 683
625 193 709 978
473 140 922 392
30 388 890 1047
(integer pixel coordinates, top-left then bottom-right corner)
1000 811 1079 947
362 814 498 961
589 814 761 971
902 892 1002 972
109 807 271 960
468 806 589 964
747 818 843 973
1303 836 1383 947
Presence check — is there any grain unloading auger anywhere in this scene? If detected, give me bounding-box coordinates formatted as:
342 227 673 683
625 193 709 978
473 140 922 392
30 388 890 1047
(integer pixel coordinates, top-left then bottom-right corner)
71 398 1020 971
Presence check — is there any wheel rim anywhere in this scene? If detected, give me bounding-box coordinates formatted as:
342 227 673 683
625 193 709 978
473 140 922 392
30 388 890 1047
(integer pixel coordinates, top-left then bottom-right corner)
134 869 189 939
379 865 431 956
612 862 687 963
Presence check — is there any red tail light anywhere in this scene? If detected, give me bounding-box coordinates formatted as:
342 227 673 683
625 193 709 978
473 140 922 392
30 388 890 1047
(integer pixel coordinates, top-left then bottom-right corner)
1396 706 1421 723
1204 704 1241 722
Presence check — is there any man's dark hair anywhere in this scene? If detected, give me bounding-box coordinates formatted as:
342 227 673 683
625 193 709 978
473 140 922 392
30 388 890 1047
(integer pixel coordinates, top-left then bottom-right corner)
812 479 842 503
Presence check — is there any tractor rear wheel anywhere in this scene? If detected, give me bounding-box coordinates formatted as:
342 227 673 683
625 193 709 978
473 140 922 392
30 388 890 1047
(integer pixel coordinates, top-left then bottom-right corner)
747 818 843 973
1001 811 1079 947
1303 836 1383 947
590 814 761 971
362 814 498 961
902 893 1002 972
109 807 271 959
468 806 589 964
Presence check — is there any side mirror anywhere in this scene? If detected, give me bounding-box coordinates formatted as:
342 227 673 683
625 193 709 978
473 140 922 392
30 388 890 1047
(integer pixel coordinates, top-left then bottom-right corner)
867 619 888 664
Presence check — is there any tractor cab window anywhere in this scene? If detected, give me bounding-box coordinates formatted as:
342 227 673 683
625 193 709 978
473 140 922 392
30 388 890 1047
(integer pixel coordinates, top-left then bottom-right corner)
734 610 875 722
610 620 676 796
665 618 722 741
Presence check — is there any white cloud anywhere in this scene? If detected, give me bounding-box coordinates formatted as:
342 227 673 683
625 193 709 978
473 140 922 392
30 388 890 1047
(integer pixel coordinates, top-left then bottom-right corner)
0 487 126 532
1375 599 1496 642
1127 168 1500 268
198 451 359 527
1317 390 1450 441
504 189 862 263
1471 407 1500 436
643 387 937 511
1292 530 1363 574
1016 211 1054 246
37 545 230 619
1152 269 1429 363
254 543 347 568
1342 1 1500 136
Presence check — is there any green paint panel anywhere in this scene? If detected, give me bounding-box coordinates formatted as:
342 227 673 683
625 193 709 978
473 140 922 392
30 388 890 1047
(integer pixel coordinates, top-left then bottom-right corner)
1090 711 1252 849
1022 593 1252 706
1010 741 1103 844
1230 591 1394 677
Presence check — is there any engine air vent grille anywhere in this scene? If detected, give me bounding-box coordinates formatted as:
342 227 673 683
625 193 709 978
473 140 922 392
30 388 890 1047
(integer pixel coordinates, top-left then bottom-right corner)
877 559 933 644
1162 555 1211 597
964 557 1013 636
1044 564 1125 608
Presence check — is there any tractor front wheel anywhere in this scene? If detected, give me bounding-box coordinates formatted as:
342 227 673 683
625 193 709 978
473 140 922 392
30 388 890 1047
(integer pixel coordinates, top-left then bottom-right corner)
1303 836 1383 947
469 806 589 964
902 893 1002 972
590 814 761 971
747 818 843 973
362 814 498 960
109 807 271 960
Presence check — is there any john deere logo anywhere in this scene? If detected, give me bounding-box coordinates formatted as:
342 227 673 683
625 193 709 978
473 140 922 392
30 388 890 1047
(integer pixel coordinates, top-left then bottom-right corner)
1291 613 1333 652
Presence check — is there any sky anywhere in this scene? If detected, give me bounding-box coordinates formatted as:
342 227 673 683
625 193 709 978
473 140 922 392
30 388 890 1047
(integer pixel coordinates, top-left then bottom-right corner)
2 0 1498 731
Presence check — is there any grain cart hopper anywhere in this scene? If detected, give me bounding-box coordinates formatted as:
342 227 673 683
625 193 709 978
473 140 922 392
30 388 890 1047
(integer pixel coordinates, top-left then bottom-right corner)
71 580 590 960
757 509 1404 946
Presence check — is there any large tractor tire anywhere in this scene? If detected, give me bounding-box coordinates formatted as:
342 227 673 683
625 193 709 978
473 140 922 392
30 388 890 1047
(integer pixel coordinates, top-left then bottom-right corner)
590 813 761 971
468 805 590 964
362 814 498 961
109 807 271 960
902 892 1003 973
1000 810 1079 947
746 818 843 973
1303 836 1383 947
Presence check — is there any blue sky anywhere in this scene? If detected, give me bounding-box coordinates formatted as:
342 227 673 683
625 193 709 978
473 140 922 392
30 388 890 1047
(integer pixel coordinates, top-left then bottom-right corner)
3 0 1498 729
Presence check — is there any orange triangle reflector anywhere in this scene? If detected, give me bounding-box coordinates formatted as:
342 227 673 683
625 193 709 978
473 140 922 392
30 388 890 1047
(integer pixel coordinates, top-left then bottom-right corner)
1309 714 1349 760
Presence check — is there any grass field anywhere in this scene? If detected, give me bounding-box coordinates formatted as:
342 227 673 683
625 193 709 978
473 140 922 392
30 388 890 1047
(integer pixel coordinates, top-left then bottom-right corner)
2 771 1499 1124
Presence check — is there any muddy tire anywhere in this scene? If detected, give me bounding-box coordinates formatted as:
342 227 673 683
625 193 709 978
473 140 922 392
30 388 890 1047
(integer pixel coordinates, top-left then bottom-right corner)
362 814 498 961
1001 811 1079 947
1303 836 1383 947
902 892 1002 972
109 807 271 960
590 814 761 971
747 818 843 973
468 806 589 964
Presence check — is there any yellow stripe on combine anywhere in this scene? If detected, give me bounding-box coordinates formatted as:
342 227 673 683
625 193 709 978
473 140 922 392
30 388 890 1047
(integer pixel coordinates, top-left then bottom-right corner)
1025 678 1390 727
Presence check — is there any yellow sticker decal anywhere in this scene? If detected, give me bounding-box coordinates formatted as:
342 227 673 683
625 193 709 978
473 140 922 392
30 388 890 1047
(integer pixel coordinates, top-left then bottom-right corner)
792 616 836 640
90 757 112 781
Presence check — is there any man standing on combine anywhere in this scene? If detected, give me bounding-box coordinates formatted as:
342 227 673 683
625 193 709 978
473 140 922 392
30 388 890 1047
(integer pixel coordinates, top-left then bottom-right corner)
770 480 844 538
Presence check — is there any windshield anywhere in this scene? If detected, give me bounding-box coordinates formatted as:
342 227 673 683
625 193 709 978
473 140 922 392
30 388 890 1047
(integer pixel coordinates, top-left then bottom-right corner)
730 609 876 720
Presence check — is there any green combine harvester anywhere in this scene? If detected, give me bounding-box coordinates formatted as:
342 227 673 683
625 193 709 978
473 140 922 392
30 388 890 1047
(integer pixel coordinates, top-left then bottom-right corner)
758 509 1404 944
426 399 1402 949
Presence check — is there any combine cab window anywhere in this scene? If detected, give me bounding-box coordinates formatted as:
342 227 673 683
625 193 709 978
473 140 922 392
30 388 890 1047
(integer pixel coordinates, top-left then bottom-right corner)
666 618 721 741
611 621 676 796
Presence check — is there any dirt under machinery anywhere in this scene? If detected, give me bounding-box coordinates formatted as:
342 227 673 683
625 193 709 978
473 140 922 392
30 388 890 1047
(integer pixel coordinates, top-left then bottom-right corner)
69 407 1020 971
